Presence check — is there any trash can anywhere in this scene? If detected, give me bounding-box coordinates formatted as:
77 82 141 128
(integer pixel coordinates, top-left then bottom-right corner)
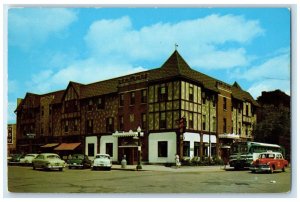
121 158 127 169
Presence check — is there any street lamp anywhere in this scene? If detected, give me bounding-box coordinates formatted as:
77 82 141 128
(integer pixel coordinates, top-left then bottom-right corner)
136 126 142 170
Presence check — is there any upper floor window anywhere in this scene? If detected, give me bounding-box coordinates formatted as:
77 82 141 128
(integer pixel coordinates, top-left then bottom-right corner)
119 116 124 131
86 119 93 134
74 119 78 131
97 97 105 109
119 94 124 106
160 112 166 129
213 117 216 132
88 100 93 111
189 113 193 129
141 89 147 103
158 85 167 102
223 118 227 133
130 92 135 105
189 86 194 101
65 120 69 133
106 117 114 132
202 115 206 131
223 97 227 110
141 113 147 129
246 105 249 116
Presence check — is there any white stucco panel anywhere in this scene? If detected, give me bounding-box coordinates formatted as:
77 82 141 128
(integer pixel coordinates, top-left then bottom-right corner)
148 132 177 163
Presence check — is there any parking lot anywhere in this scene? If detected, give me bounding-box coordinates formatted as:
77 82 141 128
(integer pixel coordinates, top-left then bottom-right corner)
6 164 292 195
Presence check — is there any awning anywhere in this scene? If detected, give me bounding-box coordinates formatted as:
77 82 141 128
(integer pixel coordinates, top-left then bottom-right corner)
54 143 81 151
40 143 59 148
219 133 240 139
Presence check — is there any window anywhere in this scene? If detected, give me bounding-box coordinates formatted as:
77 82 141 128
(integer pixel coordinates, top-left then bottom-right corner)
183 141 190 157
130 114 134 123
119 94 124 106
86 120 93 134
142 113 147 130
238 122 241 134
223 118 227 133
106 143 113 157
212 117 216 131
158 141 168 157
212 96 216 107
88 143 95 156
130 92 135 105
246 105 249 116
88 100 93 111
141 89 147 103
41 106 44 116
158 85 167 102
106 117 114 132
65 120 68 132
223 97 227 110
189 113 193 129
49 106 52 115
194 142 200 157
97 97 105 109
119 116 124 131
202 115 206 131
160 112 166 129
74 119 78 131
189 86 193 101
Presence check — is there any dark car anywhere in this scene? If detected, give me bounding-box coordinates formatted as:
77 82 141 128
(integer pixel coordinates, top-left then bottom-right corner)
67 154 91 169
8 154 24 165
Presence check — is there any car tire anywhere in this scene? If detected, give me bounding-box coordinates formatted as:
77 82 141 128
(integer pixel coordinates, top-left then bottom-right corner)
59 168 63 171
33 165 36 170
68 166 72 169
282 166 286 172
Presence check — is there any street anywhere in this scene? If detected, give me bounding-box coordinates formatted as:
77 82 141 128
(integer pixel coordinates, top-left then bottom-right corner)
7 165 291 194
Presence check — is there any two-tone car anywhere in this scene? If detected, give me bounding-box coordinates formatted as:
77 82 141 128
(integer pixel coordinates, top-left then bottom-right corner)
32 153 66 171
91 154 112 171
249 151 288 174
19 153 38 166
67 154 91 169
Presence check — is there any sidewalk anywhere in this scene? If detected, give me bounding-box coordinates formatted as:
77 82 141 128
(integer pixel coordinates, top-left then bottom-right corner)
112 164 230 172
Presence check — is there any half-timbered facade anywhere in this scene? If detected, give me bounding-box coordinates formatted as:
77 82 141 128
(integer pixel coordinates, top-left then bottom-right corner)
15 50 259 164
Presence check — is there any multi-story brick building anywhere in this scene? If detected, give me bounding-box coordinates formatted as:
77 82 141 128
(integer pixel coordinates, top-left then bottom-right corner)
15 50 259 164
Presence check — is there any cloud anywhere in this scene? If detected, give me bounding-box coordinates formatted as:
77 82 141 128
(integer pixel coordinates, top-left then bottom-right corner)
8 8 77 50
18 14 265 95
243 51 290 98
84 15 264 69
7 102 17 123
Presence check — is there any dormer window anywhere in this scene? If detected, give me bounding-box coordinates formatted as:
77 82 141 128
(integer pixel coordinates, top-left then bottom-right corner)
97 97 105 109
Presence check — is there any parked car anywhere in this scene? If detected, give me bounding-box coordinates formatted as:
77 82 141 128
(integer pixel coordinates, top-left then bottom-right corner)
8 154 24 165
91 154 112 171
67 154 91 169
32 153 66 171
19 154 38 166
249 151 288 174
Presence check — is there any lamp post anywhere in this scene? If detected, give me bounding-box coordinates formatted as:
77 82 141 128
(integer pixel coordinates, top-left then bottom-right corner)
136 126 142 170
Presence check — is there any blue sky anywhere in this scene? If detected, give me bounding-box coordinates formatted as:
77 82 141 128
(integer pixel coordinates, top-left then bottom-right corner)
7 7 291 123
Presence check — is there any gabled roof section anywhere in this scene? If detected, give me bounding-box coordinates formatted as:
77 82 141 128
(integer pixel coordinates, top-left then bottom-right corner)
61 81 83 101
15 92 40 111
50 90 65 104
231 82 259 107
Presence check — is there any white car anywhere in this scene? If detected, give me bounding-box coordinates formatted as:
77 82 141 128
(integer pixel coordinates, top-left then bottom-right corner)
19 154 38 166
91 154 112 170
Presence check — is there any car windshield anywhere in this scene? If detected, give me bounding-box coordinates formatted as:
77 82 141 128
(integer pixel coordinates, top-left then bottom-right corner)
95 155 109 159
259 153 275 159
72 155 84 160
47 155 60 159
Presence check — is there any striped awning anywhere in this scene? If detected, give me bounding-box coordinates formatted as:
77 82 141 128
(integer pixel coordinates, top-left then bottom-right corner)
40 143 59 148
54 143 81 151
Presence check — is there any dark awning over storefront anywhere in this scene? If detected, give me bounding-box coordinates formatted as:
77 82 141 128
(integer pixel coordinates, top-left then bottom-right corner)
40 143 59 148
54 143 81 151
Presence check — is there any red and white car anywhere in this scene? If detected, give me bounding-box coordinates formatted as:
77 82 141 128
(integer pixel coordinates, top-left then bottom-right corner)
249 151 288 173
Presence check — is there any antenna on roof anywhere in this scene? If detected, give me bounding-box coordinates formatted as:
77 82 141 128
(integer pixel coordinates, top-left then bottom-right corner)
175 43 178 50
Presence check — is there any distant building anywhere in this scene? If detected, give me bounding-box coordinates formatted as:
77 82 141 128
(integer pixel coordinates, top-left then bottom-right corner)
15 50 258 164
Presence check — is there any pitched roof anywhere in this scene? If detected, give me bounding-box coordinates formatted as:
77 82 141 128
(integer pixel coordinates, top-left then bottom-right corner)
231 82 259 107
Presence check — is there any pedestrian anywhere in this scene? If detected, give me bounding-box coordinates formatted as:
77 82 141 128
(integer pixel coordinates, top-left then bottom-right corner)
175 154 181 168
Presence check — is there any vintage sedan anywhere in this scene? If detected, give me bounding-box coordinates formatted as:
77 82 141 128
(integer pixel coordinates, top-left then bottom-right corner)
249 151 288 174
91 154 112 171
19 154 38 166
8 154 24 165
67 154 91 169
32 153 66 171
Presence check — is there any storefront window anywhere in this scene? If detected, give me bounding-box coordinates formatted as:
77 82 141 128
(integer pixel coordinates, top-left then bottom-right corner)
183 141 190 157
158 141 168 157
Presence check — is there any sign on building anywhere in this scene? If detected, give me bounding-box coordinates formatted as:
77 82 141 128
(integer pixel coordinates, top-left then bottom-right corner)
7 125 13 144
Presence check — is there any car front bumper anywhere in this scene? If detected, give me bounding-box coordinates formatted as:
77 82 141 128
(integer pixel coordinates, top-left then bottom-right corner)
249 165 270 172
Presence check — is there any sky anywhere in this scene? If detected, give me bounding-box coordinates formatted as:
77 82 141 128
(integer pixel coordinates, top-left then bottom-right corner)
6 7 291 124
